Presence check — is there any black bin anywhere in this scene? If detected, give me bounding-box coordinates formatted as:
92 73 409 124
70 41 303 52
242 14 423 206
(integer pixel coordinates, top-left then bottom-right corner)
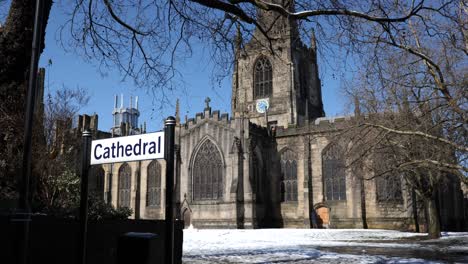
117 232 161 264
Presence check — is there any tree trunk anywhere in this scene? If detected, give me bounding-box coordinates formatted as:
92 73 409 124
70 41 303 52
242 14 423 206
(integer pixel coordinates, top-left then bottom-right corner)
360 177 368 229
424 198 441 239
412 188 420 232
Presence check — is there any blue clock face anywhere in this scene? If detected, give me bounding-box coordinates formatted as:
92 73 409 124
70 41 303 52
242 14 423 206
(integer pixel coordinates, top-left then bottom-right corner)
256 99 269 113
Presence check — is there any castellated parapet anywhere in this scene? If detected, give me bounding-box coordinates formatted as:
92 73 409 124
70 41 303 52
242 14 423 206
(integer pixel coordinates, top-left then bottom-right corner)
273 115 354 137
183 107 233 131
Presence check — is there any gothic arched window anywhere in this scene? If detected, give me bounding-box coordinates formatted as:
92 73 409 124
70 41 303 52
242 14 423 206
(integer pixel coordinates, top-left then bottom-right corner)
373 151 403 202
376 174 402 202
146 161 161 207
90 166 105 197
192 140 223 201
322 144 346 201
118 163 132 208
254 57 273 99
280 149 298 202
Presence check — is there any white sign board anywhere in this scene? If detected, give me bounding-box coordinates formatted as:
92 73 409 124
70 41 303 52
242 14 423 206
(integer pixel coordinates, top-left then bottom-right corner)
91 131 164 165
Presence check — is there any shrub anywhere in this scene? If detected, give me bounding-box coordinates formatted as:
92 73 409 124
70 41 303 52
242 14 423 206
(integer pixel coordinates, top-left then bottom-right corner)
88 195 132 220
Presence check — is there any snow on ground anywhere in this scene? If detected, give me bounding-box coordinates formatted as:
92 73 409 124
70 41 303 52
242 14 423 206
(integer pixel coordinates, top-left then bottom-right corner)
183 229 468 263
440 232 468 238
183 228 426 254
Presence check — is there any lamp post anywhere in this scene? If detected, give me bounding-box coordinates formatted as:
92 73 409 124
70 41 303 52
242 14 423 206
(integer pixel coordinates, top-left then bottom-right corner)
16 1 45 263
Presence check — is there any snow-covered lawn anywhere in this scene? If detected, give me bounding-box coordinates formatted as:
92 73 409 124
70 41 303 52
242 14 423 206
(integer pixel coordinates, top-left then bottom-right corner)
183 229 468 263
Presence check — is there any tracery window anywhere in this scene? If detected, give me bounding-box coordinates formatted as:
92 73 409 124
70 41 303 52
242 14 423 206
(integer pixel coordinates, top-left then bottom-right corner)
254 57 273 99
280 149 298 202
90 166 105 197
146 161 161 207
192 140 223 201
322 144 346 201
118 163 132 208
373 151 403 202
376 174 402 202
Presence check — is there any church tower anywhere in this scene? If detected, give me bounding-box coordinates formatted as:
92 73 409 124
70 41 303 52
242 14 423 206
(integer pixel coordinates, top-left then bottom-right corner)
231 0 324 128
111 94 141 136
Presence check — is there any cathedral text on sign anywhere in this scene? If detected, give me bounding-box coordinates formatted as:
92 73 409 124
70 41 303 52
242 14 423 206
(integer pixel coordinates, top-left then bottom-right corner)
90 132 164 165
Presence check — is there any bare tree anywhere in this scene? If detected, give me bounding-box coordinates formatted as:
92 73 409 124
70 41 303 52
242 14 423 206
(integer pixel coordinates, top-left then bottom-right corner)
43 87 89 151
34 87 89 212
344 102 461 238
340 1 467 237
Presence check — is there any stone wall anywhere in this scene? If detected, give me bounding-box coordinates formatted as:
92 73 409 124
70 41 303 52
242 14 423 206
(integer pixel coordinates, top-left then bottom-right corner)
275 117 415 230
177 107 254 228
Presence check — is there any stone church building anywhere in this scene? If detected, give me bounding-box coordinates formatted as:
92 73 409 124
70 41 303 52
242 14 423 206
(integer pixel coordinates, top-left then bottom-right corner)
80 8 466 230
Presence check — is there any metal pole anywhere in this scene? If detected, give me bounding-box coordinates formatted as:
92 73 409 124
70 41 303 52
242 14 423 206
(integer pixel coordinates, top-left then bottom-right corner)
16 0 45 263
164 116 176 264
79 131 92 264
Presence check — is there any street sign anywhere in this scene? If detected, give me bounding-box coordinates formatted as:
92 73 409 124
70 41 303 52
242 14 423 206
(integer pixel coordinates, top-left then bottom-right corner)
90 131 164 165
82 117 176 264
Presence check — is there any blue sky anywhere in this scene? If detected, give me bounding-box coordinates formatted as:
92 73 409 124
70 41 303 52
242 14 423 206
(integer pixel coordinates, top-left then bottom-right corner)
39 6 346 132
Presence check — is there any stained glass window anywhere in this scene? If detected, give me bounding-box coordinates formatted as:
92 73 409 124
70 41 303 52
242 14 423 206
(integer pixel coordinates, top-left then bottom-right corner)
90 166 105 197
193 140 223 201
376 174 403 202
280 149 298 202
323 144 346 200
118 163 131 207
146 160 161 207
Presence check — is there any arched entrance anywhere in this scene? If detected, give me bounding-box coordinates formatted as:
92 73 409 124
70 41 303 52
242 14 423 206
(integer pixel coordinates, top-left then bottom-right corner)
182 207 192 229
180 194 193 229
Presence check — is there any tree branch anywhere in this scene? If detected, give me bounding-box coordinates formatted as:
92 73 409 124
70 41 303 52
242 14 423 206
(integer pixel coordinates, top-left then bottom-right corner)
102 0 149 36
397 159 468 185
190 0 255 24
195 0 424 23
253 0 424 22
361 122 468 153
378 36 467 121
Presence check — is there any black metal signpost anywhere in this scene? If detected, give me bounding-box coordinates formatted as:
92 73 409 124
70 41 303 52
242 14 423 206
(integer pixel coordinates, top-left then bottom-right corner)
164 116 176 264
79 116 176 264
79 131 92 264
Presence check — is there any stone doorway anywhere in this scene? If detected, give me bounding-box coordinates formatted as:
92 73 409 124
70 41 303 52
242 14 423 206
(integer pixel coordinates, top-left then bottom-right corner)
182 207 191 229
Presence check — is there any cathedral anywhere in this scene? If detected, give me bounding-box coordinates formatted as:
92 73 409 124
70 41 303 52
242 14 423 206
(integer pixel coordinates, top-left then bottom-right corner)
78 8 466 230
